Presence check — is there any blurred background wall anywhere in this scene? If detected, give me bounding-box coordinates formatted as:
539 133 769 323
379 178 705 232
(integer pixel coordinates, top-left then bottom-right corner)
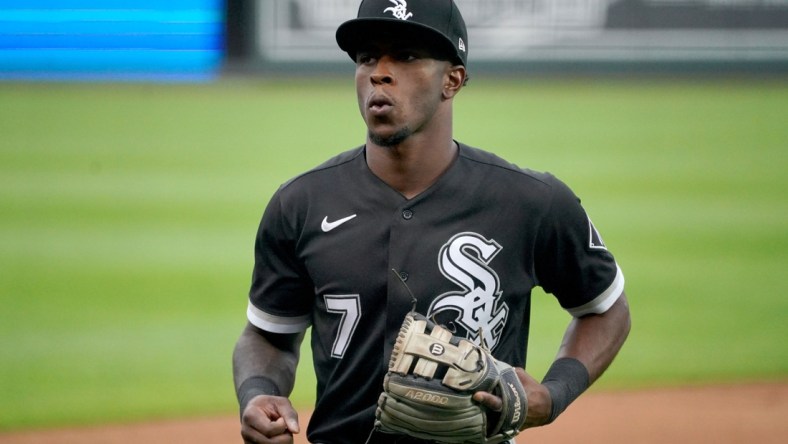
229 0 788 76
2 0 787 81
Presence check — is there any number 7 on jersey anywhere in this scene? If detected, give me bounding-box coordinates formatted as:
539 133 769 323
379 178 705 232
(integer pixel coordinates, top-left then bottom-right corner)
324 294 361 358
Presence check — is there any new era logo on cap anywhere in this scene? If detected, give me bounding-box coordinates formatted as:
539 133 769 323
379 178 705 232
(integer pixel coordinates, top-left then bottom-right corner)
336 0 469 66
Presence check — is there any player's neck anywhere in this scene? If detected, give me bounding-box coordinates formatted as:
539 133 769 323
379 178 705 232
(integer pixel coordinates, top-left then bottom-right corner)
366 136 458 200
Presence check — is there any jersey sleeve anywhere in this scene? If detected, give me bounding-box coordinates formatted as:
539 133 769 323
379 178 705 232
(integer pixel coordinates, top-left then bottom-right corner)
534 176 624 317
247 188 314 333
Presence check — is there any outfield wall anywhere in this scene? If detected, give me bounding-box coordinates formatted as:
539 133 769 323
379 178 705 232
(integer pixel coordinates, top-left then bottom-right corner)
236 0 788 75
2 0 786 81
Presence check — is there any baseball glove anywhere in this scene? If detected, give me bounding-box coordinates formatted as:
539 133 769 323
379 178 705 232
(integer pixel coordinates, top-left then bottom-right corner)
375 311 527 444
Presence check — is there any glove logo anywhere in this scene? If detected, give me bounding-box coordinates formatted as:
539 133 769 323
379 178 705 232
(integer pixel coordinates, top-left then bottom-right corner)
429 232 508 351
429 343 445 356
508 382 523 423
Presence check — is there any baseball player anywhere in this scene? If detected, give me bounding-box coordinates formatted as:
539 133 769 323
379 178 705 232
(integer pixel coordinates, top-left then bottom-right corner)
232 1 631 443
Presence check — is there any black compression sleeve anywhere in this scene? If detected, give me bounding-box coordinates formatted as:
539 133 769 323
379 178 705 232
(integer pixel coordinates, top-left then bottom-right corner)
541 357 590 423
237 376 281 417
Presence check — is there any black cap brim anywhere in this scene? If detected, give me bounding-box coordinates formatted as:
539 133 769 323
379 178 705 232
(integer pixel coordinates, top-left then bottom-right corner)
336 18 465 66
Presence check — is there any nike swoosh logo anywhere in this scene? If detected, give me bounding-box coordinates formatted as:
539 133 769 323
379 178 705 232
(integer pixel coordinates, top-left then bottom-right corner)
321 214 357 232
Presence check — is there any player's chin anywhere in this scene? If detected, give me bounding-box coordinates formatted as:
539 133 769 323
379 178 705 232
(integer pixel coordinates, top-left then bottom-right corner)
368 126 412 147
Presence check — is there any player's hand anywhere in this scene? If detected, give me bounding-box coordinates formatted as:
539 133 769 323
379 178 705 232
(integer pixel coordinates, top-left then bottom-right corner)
473 367 553 429
240 395 300 444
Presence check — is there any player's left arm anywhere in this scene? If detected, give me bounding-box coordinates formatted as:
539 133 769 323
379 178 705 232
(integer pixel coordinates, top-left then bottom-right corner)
474 292 631 429
556 291 631 384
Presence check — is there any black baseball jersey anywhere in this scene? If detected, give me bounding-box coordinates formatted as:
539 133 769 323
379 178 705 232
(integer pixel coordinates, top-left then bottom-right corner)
246 143 624 444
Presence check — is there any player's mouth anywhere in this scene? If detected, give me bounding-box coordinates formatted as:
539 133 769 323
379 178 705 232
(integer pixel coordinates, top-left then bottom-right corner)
368 96 394 116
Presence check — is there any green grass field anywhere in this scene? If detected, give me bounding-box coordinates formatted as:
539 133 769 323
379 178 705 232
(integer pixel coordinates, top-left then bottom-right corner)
0 78 786 431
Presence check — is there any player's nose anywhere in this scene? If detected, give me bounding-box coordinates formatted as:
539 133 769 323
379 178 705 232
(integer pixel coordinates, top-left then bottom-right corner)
370 56 394 85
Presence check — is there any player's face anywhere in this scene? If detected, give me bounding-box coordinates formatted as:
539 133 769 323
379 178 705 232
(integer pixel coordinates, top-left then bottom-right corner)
354 39 457 147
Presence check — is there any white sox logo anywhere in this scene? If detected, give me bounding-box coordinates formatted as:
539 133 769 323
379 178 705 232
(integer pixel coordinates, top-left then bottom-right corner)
384 0 413 20
428 232 508 350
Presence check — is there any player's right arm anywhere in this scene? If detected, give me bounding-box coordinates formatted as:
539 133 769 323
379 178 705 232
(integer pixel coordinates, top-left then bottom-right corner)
233 322 305 444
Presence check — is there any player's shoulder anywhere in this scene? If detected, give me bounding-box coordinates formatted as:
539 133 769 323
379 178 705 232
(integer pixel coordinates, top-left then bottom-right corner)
457 142 561 188
456 143 581 208
278 145 364 190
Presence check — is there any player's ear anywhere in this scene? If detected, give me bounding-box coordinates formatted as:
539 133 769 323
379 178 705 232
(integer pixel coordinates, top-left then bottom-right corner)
442 65 466 100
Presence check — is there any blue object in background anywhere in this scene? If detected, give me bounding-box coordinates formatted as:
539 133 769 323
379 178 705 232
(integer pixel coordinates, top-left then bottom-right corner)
0 0 225 82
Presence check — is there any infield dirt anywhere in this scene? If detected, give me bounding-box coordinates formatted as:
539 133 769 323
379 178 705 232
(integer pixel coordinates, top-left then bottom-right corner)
1 383 785 444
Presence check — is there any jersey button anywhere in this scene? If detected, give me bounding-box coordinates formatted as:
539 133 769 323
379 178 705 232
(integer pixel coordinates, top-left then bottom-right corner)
402 209 414 220
399 271 409 282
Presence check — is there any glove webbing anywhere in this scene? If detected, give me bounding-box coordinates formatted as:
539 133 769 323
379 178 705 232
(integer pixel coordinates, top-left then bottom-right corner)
390 315 494 391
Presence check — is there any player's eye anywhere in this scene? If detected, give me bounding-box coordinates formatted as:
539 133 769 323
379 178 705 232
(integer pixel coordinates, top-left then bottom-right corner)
356 52 377 65
394 50 419 62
